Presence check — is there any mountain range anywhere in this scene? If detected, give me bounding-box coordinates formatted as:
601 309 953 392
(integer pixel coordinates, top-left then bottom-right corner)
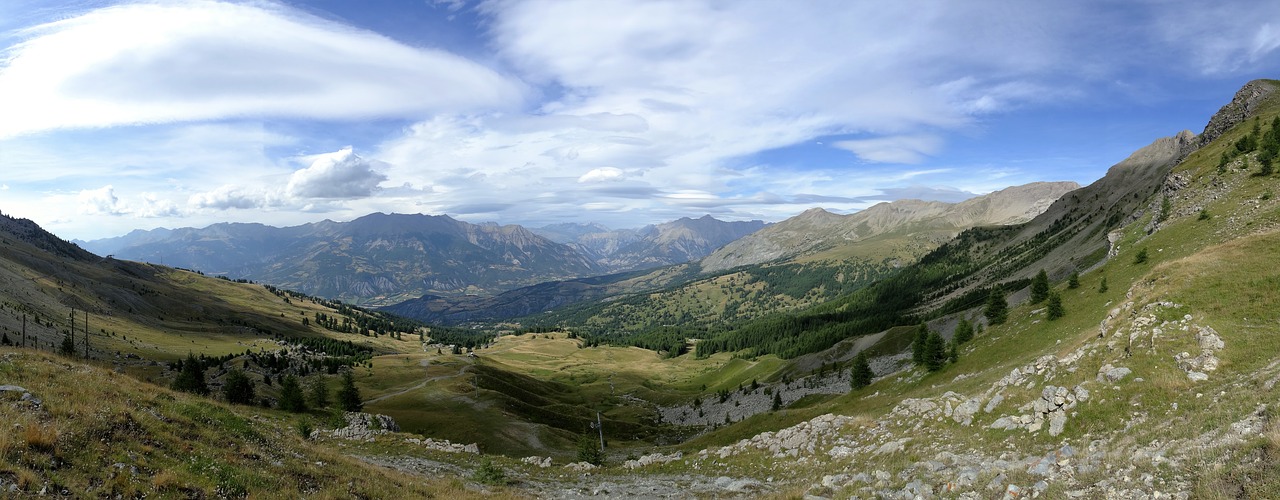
80 213 765 306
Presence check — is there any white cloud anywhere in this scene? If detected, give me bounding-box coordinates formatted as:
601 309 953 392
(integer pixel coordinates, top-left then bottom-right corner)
578 167 626 183
834 135 944 164
188 185 267 210
0 0 524 138
77 185 125 215
286 148 387 199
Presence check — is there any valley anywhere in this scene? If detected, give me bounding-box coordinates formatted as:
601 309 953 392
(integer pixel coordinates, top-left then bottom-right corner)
3 79 1280 500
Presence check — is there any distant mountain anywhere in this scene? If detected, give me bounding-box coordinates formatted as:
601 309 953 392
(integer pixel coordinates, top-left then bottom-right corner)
700 182 1080 273
532 216 767 272
82 213 600 305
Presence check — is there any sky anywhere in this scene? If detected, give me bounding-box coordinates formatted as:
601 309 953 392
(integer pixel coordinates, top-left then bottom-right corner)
1 1 1279 240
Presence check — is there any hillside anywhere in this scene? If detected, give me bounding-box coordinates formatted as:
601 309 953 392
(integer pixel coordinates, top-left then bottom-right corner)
700 181 1079 273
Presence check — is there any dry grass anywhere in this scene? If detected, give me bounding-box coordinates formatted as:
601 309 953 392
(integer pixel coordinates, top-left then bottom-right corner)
22 420 56 452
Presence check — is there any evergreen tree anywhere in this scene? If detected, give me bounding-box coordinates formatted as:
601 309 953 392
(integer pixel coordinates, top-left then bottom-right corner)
337 369 363 412
59 331 76 356
984 289 1008 325
576 433 604 466
771 391 783 411
223 369 256 405
306 376 330 409
1134 248 1149 264
953 319 974 344
1047 292 1065 320
279 375 307 413
1158 195 1172 223
1067 272 1080 289
1030 270 1050 304
850 350 874 389
948 340 959 364
1098 276 1109 294
911 323 929 364
172 353 209 396
924 331 947 372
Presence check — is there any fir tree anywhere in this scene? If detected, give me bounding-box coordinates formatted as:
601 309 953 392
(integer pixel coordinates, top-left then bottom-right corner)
279 375 307 413
1047 292 1065 320
771 391 783 411
306 376 330 409
337 369 363 412
1098 276 1109 294
59 331 76 356
223 369 256 405
954 319 974 344
1134 248 1149 264
171 353 209 396
984 289 1008 325
850 351 874 389
948 341 959 364
1158 195 1172 223
1067 271 1080 289
1030 269 1050 304
912 323 929 364
923 331 947 372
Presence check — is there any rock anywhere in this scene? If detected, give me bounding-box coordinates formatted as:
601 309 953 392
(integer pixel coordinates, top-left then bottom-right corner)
985 393 1005 413
1187 372 1209 382
990 417 1019 430
874 439 908 455
1198 327 1224 350
1049 412 1068 437
1099 365 1131 382
522 456 553 468
565 462 598 471
954 398 981 425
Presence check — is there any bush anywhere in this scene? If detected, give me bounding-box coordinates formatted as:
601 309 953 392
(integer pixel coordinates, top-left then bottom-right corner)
296 418 313 440
1134 248 1149 265
472 457 506 485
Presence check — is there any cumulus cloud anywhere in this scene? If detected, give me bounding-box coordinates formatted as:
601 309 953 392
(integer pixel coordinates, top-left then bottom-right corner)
0 0 524 138
77 185 125 215
834 135 944 164
286 148 387 199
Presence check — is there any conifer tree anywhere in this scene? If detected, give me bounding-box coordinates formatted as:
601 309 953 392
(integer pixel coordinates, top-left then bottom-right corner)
338 369 363 412
306 376 330 409
59 331 76 356
1047 292 1065 320
948 340 959 364
954 319 974 344
223 369 256 405
924 331 947 372
850 351 874 389
279 375 307 413
984 289 1008 325
771 391 783 411
172 353 209 396
1098 276 1109 294
1067 271 1080 289
1030 270 1050 304
1134 248 1149 264
912 323 929 364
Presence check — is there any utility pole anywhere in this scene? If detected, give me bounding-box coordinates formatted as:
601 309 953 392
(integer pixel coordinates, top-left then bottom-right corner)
596 411 604 452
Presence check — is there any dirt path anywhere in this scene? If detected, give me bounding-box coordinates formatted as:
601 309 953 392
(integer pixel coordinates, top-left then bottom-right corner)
363 358 474 405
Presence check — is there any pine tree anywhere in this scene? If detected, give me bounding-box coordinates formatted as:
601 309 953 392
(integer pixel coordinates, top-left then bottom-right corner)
984 289 1008 325
59 331 76 356
912 323 929 364
771 391 783 411
337 369 363 412
1158 195 1172 223
1098 276 1109 294
279 375 307 413
1030 270 1050 304
172 353 209 396
306 376 330 409
850 351 874 389
1134 248 1149 264
1067 272 1080 289
954 319 974 344
948 341 959 364
924 331 947 372
223 369 256 405
1047 292 1065 320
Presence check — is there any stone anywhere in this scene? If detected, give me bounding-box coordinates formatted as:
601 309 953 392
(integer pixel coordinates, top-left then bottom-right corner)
1049 412 1067 436
986 393 1005 413
1187 372 1209 382
1100 366 1131 382
954 398 981 425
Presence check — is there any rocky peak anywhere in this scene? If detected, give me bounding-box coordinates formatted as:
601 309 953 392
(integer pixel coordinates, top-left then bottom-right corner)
1196 79 1280 151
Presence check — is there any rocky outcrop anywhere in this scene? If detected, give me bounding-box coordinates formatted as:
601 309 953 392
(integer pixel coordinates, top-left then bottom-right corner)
1196 79 1280 153
331 412 400 441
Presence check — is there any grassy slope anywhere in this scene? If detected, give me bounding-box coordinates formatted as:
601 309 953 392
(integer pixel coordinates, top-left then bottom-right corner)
0 348 515 499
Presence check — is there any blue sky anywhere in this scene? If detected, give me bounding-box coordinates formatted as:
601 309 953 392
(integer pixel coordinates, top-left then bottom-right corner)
1 1 1278 240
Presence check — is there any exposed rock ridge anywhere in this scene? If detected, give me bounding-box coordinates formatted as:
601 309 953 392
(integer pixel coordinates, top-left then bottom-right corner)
1196 79 1280 153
